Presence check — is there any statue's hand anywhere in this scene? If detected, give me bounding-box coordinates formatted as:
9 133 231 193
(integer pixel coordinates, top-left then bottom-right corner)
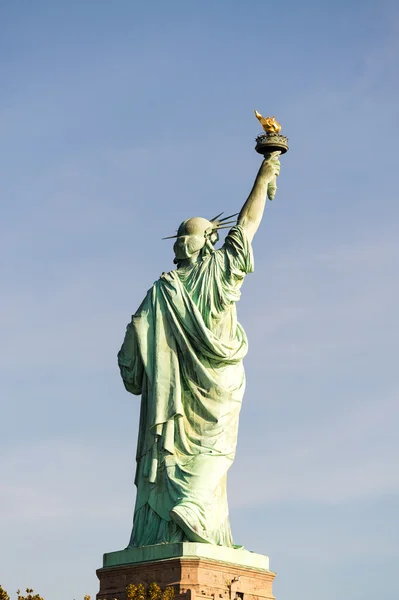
262 151 281 200
262 151 281 182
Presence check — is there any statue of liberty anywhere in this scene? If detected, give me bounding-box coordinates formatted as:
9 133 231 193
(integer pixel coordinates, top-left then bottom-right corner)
118 146 282 548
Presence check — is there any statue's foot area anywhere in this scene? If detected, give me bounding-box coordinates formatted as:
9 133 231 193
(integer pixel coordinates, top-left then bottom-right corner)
129 503 186 546
128 501 234 546
170 503 234 546
170 505 211 544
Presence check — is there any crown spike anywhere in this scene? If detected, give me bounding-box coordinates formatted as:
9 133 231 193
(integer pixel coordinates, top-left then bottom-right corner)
216 220 238 227
217 212 239 222
210 211 224 222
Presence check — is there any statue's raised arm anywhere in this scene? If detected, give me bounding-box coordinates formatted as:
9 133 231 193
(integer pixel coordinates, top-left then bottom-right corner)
237 152 281 243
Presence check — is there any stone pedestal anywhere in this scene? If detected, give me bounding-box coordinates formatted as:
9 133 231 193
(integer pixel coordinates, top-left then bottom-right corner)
96 544 275 600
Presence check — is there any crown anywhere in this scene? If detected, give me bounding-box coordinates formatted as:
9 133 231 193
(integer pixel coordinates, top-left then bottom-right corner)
162 212 239 240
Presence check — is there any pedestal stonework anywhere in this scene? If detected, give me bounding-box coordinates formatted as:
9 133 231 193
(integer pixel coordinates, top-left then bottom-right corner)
96 544 275 600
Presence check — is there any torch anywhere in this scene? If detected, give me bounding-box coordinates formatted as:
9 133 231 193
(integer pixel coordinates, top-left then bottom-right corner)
254 110 289 200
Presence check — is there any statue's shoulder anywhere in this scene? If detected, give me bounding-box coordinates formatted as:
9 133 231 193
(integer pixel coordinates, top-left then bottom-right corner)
159 269 179 284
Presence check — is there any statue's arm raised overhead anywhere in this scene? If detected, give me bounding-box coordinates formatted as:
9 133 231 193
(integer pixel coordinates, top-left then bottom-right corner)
238 152 281 243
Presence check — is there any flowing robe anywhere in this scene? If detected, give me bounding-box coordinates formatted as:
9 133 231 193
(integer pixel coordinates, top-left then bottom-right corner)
118 226 253 547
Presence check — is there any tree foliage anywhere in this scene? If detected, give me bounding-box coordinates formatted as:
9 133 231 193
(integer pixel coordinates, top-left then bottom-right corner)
0 585 10 600
0 582 175 600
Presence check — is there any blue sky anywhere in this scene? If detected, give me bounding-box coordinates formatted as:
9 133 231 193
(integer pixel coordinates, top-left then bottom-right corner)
1 1 398 599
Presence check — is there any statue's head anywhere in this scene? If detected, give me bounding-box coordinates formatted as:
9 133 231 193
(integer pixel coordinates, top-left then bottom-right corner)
162 212 239 265
173 217 219 264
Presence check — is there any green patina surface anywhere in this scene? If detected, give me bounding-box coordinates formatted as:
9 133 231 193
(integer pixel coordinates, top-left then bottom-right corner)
117 154 281 550
118 227 254 547
103 543 270 571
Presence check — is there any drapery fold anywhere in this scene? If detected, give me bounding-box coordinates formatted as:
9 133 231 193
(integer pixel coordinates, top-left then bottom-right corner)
118 226 253 546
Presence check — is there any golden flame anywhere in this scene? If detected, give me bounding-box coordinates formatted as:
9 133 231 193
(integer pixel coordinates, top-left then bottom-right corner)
254 110 282 134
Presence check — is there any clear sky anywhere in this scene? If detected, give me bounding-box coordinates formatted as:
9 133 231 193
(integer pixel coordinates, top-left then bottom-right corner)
1 1 398 599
